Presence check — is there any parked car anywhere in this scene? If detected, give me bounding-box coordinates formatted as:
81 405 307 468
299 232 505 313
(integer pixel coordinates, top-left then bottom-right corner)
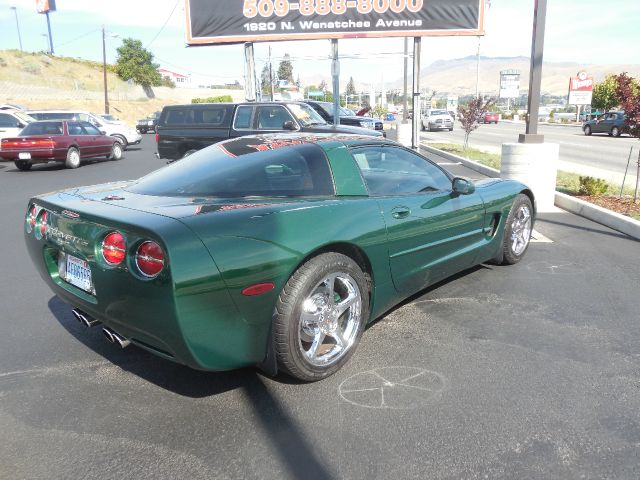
582 111 627 137
136 111 161 134
385 113 396 121
98 114 126 126
303 100 384 133
24 132 534 381
421 109 454 131
27 110 142 149
483 112 499 124
0 108 35 140
156 102 384 161
0 120 123 170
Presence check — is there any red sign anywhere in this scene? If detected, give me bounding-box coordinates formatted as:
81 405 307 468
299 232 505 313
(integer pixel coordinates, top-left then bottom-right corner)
36 0 56 13
568 71 593 105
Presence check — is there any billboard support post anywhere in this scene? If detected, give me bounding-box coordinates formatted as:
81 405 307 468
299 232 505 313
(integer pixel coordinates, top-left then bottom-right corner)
244 43 257 102
411 37 421 150
402 37 408 123
102 25 109 114
331 39 340 126
45 11 54 54
520 0 547 144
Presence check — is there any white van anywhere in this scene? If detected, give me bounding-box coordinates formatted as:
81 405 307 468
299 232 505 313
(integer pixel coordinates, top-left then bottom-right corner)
26 110 142 149
0 109 35 140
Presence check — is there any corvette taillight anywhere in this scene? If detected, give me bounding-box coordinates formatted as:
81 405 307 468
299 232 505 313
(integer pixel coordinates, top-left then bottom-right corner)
34 209 48 239
26 205 37 233
135 241 165 278
101 232 126 265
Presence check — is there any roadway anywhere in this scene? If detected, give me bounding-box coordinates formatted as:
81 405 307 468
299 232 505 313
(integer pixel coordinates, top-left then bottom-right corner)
1 136 639 479
420 121 639 185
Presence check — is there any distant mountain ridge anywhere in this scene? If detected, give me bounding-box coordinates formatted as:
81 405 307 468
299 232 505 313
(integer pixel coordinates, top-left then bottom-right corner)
387 56 640 97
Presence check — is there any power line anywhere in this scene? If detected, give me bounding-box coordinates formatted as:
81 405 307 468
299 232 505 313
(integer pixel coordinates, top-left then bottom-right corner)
153 56 241 80
55 28 100 49
146 0 179 49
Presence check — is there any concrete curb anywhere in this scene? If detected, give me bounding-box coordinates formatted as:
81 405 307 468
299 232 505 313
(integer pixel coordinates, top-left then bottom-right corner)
422 143 640 240
554 192 640 240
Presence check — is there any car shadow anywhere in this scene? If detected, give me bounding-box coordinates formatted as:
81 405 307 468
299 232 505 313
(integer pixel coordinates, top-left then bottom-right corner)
48 295 336 479
48 295 253 397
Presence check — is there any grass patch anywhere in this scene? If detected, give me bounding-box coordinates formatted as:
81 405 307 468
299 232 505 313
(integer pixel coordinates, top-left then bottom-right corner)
428 143 501 170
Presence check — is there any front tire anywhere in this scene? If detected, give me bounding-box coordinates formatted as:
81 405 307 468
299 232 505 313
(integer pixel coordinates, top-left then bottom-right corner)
583 125 592 136
502 194 533 265
611 126 621 137
65 147 80 169
14 160 32 171
112 135 128 149
108 142 124 160
273 253 370 382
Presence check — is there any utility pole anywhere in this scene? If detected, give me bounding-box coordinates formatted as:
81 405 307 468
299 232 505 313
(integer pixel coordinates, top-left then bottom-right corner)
475 36 481 98
102 26 109 114
269 45 275 101
45 11 54 54
331 39 340 126
10 7 22 51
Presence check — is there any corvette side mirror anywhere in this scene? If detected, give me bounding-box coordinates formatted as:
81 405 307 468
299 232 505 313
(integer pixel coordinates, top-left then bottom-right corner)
452 177 475 195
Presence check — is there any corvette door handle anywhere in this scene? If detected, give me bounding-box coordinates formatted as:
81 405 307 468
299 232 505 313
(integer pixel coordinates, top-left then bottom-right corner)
391 206 411 219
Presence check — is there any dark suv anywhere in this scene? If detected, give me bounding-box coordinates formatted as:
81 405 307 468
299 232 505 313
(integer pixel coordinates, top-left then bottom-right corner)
136 111 161 134
583 111 627 137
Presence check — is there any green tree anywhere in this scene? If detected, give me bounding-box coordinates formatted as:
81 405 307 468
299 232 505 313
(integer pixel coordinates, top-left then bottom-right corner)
346 77 356 96
592 75 622 112
277 53 294 84
115 38 163 98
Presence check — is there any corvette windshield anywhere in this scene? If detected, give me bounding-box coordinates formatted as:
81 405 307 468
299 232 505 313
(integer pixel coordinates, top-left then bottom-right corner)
127 141 334 198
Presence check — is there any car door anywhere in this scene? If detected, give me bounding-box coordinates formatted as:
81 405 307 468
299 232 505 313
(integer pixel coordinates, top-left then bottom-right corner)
255 105 297 133
67 122 94 156
351 145 486 295
81 121 112 156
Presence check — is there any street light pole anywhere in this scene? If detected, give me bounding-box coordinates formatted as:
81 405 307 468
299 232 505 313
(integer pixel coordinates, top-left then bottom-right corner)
10 7 22 51
102 26 109 114
475 36 481 98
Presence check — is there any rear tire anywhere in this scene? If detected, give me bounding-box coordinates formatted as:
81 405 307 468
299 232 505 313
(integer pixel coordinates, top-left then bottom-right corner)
273 253 370 382
502 194 533 265
14 160 32 171
65 147 80 169
182 149 197 158
611 126 621 137
583 125 592 136
112 135 128 149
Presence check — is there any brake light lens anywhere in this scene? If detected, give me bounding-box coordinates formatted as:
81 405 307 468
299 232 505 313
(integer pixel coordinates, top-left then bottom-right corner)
101 232 126 265
33 209 49 239
2 139 55 149
155 132 159 143
135 241 165 278
26 205 37 233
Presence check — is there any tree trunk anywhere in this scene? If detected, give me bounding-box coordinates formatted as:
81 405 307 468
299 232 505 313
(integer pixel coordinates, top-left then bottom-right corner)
142 84 155 99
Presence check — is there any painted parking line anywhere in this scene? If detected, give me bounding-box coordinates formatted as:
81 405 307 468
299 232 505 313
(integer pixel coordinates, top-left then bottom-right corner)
531 229 553 243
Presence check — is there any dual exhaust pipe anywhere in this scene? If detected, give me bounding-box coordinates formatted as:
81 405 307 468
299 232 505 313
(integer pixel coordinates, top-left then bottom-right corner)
71 308 130 349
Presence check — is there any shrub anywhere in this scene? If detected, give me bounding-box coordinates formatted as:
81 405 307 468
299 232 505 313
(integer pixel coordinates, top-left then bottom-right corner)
578 176 608 196
23 61 41 75
192 95 234 103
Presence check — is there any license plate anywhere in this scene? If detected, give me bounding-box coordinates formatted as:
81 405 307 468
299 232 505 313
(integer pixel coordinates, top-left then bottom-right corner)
65 254 93 293
19 152 31 160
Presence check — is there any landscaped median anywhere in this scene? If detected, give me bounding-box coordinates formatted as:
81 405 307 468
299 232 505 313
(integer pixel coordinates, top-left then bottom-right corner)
422 143 640 240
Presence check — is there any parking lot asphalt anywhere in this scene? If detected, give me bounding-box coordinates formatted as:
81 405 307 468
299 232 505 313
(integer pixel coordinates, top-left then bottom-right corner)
1 136 639 479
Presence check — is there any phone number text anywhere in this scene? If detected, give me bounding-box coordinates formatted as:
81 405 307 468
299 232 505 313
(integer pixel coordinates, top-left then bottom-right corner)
243 0 424 18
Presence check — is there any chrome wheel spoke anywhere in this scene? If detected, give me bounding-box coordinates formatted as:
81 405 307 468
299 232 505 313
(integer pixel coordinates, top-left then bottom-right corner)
336 291 357 317
307 331 326 359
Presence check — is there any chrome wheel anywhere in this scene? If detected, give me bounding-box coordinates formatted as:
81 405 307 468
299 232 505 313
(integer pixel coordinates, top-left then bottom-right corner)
298 272 362 367
510 204 532 256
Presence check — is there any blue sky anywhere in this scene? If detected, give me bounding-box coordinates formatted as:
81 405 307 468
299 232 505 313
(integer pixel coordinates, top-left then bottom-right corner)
0 0 638 85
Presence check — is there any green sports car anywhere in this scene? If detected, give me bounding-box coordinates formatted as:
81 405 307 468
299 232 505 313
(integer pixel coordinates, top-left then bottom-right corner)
25 133 535 381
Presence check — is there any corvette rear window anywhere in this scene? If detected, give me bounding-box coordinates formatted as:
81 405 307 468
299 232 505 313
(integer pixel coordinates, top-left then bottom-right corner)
127 142 335 198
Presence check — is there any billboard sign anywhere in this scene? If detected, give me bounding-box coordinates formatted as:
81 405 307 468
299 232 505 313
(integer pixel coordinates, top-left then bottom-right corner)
185 0 485 45
568 71 593 105
36 0 56 13
499 69 520 99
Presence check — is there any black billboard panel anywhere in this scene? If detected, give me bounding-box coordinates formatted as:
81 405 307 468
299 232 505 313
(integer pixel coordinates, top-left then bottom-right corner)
185 0 484 45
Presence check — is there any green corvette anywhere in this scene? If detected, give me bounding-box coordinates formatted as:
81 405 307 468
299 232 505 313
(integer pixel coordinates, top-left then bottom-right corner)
25 133 535 381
